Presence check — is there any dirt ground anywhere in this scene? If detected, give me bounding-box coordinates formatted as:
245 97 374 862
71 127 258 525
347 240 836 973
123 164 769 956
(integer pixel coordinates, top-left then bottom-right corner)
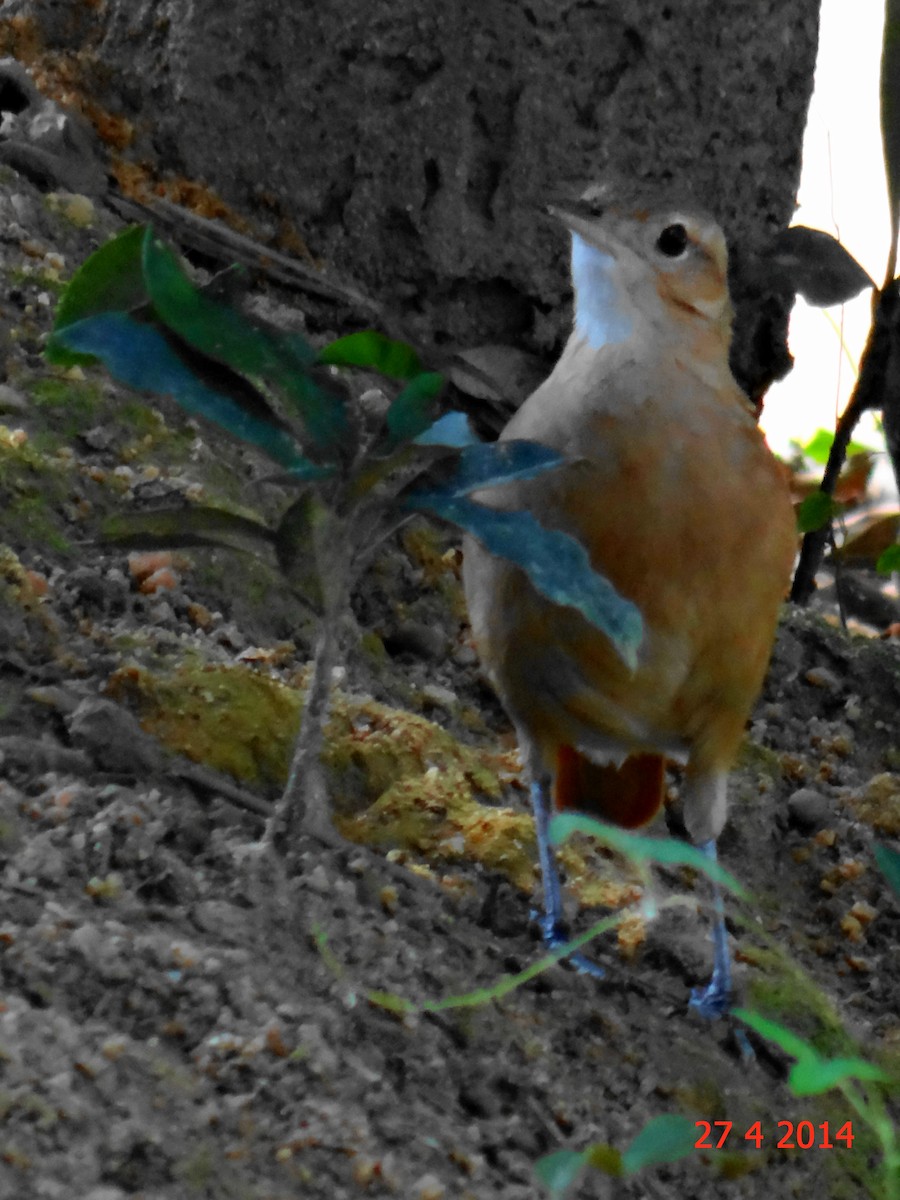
0 168 898 1200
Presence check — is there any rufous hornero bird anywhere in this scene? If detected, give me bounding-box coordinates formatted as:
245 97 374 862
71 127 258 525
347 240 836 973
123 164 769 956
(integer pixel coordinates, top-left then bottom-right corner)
463 190 796 1015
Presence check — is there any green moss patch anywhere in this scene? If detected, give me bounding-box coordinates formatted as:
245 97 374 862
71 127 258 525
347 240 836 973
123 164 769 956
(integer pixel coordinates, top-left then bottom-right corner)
105 660 547 888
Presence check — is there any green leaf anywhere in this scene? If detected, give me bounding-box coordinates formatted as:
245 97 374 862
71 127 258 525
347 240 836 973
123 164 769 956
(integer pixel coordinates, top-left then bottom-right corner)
621 1115 697 1175
533 1148 588 1195
732 1010 818 1061
441 439 565 495
141 230 346 449
364 990 414 1015
583 1144 624 1176
101 506 277 559
274 492 327 603
548 813 748 899
384 372 445 446
534 1118 695 1195
411 493 642 668
875 842 900 896
142 229 313 369
881 0 900 258
415 411 480 447
797 490 838 533
801 430 833 464
734 1013 888 1095
318 330 422 379
363 910 621 1017
50 312 310 471
789 1056 890 1097
876 543 900 574
48 225 149 366
802 428 870 466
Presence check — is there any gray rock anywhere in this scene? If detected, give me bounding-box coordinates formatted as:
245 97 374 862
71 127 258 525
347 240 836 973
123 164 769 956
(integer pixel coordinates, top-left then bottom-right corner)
787 786 833 831
0 58 107 195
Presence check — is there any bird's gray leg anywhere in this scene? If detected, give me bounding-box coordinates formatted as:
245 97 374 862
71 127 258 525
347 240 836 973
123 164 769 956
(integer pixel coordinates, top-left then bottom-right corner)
682 768 736 1018
530 776 605 978
688 838 732 1017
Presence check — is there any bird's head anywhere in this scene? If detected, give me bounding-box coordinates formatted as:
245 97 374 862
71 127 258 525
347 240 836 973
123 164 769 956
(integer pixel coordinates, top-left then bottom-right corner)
548 187 733 357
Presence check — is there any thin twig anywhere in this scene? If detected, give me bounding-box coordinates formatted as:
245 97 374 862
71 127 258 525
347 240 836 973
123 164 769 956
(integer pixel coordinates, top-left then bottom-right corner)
791 280 900 604
175 761 272 819
107 192 383 318
829 525 848 629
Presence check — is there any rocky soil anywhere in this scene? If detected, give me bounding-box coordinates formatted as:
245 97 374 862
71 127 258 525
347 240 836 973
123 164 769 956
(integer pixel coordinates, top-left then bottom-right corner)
0 166 898 1200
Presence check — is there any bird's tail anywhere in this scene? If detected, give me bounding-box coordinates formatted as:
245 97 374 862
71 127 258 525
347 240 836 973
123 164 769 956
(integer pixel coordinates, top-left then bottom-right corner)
554 745 665 828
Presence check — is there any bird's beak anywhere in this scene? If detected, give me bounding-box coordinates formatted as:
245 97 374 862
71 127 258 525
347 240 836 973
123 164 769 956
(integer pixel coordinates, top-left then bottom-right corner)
546 200 616 256
545 192 600 222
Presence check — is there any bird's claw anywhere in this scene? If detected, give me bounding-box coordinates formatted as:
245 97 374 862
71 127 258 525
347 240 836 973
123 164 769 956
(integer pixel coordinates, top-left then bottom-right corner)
535 912 606 979
563 951 607 979
688 980 730 1019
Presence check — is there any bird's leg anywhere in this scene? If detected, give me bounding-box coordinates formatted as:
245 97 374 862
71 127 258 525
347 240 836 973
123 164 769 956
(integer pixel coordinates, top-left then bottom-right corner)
530 777 563 937
688 838 732 1018
530 777 605 978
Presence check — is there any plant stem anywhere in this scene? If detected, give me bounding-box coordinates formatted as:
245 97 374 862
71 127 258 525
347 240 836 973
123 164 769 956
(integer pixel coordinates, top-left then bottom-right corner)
264 617 341 851
262 503 350 852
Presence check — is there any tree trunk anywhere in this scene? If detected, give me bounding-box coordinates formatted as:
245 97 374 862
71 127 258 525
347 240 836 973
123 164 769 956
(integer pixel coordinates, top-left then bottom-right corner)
5 0 818 393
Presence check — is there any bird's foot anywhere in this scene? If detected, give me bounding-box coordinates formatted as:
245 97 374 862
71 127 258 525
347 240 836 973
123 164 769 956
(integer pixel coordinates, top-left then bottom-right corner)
688 978 730 1019
690 984 755 1059
535 911 606 979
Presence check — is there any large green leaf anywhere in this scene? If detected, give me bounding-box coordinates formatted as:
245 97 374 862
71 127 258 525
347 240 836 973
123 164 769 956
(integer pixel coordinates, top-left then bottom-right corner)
797 489 838 533
414 411 480 447
102 506 277 559
410 492 642 668
274 492 325 604
49 311 315 472
440 439 565 494
402 439 562 507
318 330 422 378
47 225 149 366
141 230 346 449
383 372 445 446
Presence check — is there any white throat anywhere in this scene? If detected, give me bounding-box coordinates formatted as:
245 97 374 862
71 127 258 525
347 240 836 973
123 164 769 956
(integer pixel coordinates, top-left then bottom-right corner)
570 233 634 350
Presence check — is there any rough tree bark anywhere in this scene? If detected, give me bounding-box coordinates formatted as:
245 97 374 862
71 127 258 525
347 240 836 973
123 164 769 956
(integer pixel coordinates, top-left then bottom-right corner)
3 0 818 395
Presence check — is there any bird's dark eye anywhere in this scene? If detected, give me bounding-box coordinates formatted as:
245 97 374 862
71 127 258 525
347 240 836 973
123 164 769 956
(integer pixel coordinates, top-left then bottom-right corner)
656 223 689 257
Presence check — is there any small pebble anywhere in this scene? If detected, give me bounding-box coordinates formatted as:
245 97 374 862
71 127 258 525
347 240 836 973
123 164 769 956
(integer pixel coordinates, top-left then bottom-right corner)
413 1173 445 1200
47 191 95 227
0 383 28 414
421 683 457 710
787 787 832 831
387 620 447 660
805 666 841 691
